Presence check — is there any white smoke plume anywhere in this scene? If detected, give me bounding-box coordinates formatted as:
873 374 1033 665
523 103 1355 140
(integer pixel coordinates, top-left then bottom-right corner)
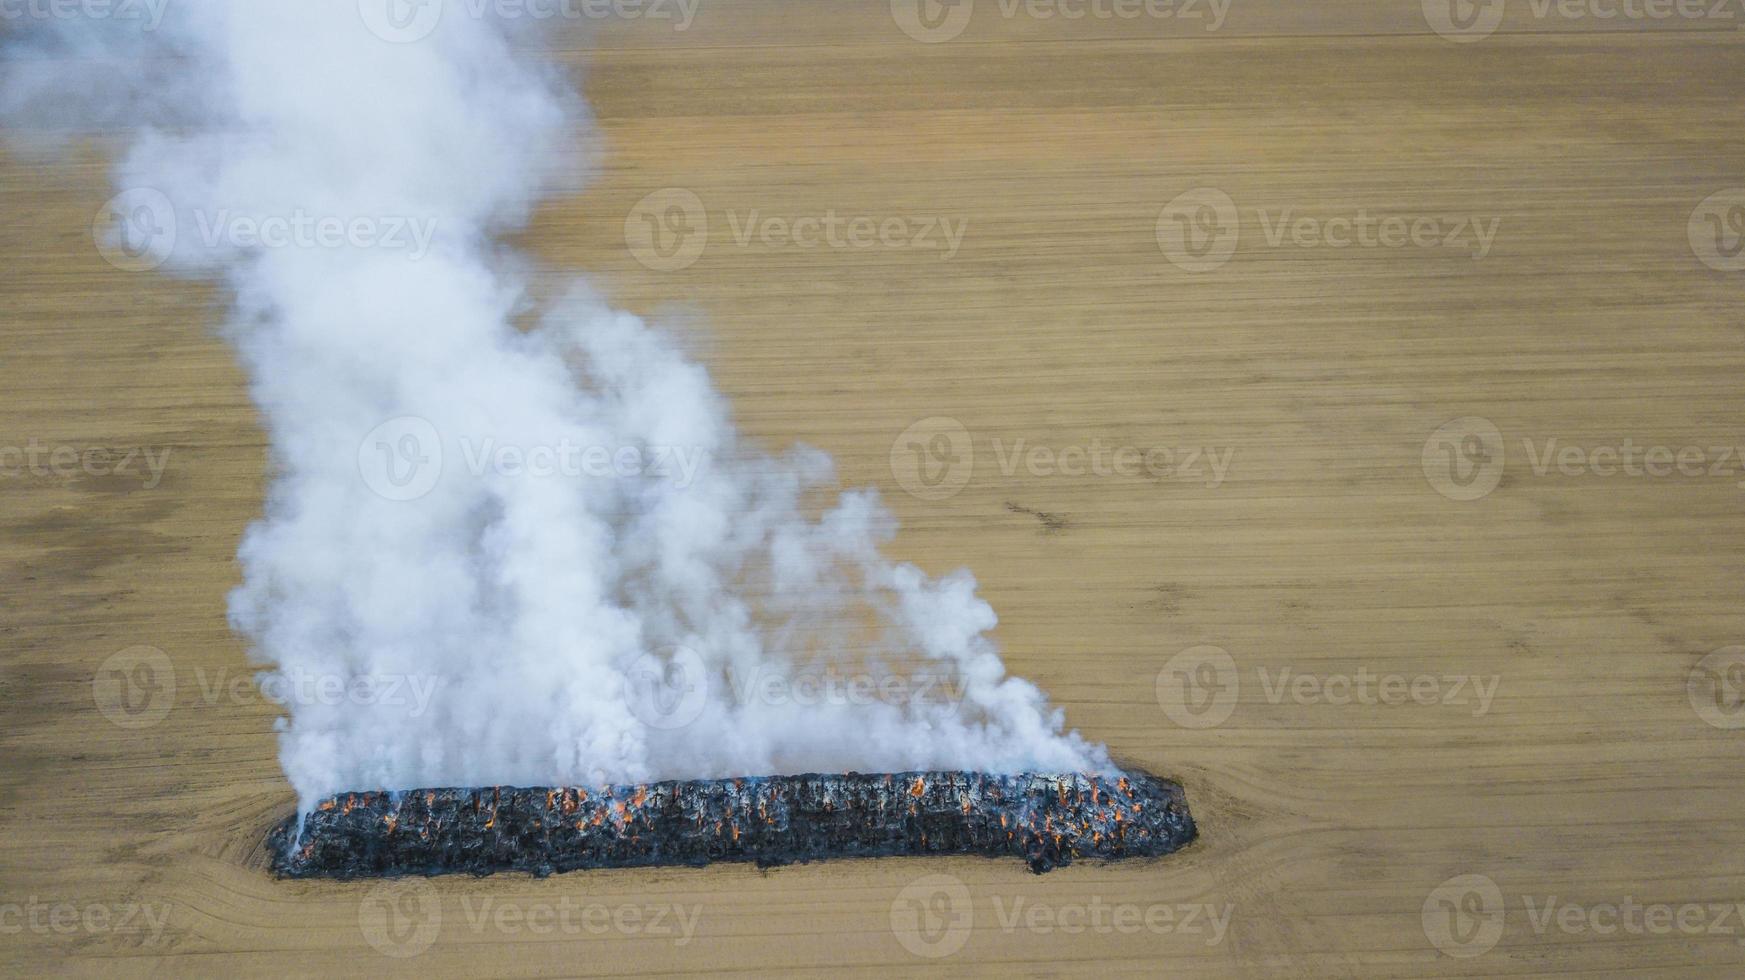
3 0 1110 811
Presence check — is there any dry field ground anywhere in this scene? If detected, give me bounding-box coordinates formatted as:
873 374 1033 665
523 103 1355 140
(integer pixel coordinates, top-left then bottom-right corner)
2 1 1743 975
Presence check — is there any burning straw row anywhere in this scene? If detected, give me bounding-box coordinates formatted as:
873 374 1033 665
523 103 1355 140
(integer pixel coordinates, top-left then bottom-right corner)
270 770 1195 877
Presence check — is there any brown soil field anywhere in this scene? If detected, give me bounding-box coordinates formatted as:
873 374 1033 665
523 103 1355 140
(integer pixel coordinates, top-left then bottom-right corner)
2 2 1743 975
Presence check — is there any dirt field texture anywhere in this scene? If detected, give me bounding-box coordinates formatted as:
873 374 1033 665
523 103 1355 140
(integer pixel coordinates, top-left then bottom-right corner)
2 1 1743 976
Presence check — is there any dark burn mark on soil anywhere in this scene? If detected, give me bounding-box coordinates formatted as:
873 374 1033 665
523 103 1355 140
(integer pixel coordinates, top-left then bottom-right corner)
1005 502 1070 534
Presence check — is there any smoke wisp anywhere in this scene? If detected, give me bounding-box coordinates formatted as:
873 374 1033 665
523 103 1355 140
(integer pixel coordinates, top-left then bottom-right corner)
3 0 1111 811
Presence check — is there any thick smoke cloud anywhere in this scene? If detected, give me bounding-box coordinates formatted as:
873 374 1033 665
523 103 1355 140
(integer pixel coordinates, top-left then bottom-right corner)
3 0 1110 810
